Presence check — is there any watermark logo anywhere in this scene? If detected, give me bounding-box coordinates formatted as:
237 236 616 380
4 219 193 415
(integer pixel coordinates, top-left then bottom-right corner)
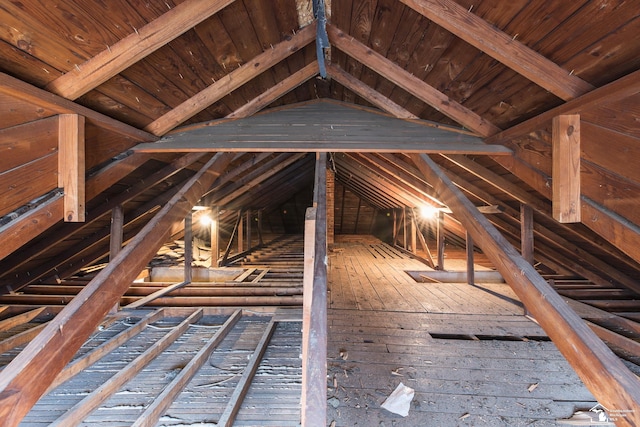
590 403 635 423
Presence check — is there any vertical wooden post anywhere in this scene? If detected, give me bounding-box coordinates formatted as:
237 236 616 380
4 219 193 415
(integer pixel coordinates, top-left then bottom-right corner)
301 153 327 427
326 168 335 245
402 208 407 249
301 207 316 422
211 206 219 267
237 210 244 253
109 205 124 314
520 203 534 316
520 203 534 265
246 210 252 250
552 114 581 223
436 211 445 270
58 114 85 222
257 210 264 246
392 209 398 245
466 230 474 285
411 210 417 253
184 212 193 283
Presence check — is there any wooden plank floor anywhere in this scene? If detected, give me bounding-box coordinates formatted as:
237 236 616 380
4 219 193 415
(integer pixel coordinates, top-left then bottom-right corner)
7 310 302 426
327 236 598 426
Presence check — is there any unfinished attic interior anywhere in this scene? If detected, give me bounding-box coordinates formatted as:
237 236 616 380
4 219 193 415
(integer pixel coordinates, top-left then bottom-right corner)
1 0 640 425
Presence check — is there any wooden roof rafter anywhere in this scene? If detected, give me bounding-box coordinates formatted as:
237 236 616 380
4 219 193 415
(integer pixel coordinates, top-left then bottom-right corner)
45 0 238 100
327 24 501 137
145 22 318 136
398 0 594 101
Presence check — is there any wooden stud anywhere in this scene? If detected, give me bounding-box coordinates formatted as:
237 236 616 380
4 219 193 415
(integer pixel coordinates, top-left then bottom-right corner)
410 209 417 254
520 204 534 265
0 153 235 426
301 153 328 427
0 307 47 333
184 212 193 283
131 310 242 427
246 209 252 251
411 153 640 427
466 231 474 285
46 309 165 393
217 319 278 427
50 310 203 426
301 206 316 421
553 114 581 223
237 210 244 253
109 204 124 314
211 206 219 265
437 211 445 270
58 114 85 222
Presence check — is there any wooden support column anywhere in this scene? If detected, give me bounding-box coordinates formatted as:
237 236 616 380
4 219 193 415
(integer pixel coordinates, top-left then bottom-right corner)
109 205 124 314
326 168 335 245
184 212 193 283
402 208 408 249
466 231 474 285
436 211 445 270
58 114 85 222
0 153 235 426
237 210 244 253
245 210 252 250
392 209 398 246
411 153 640 427
410 210 417 254
210 207 219 266
520 204 535 265
257 210 264 246
301 153 327 427
552 114 581 223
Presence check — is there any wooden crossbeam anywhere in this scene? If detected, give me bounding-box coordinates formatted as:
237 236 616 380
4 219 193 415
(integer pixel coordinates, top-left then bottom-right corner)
327 24 500 137
145 22 316 136
45 0 237 100
0 72 156 143
485 69 640 146
552 114 581 223
58 114 85 222
0 153 235 426
411 153 640 427
400 0 594 101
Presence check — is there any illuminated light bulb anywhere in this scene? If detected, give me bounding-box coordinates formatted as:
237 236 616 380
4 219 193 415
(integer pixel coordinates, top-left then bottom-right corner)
419 205 438 219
